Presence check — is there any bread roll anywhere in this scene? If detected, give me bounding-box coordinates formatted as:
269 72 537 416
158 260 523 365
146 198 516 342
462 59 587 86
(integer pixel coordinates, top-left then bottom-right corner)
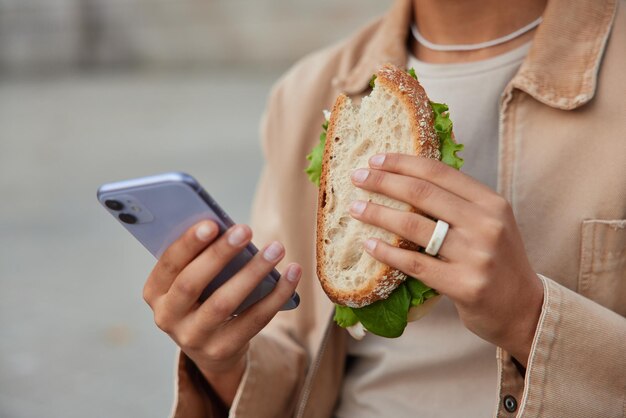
316 64 441 308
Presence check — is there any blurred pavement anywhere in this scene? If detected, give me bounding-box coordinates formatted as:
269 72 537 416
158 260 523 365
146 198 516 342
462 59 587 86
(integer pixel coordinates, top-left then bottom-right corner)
0 71 278 417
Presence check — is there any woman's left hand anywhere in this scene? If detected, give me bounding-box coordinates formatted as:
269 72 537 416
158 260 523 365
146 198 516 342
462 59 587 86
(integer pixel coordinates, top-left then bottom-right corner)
349 153 544 366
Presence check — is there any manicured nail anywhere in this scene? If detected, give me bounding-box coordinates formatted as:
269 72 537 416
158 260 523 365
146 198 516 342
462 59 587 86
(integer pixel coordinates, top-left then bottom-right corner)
228 226 248 246
351 169 370 183
364 239 378 252
369 154 386 167
263 241 284 262
350 200 367 215
196 223 214 242
286 264 301 283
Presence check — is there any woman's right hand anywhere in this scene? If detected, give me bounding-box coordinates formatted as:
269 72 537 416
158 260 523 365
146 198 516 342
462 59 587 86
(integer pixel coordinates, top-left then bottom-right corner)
142 220 302 405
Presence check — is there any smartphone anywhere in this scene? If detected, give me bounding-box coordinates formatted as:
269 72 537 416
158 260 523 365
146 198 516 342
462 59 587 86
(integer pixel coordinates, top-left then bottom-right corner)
97 172 299 314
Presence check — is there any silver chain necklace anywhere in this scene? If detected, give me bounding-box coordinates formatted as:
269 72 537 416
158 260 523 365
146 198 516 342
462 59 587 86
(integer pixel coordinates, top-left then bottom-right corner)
411 16 543 52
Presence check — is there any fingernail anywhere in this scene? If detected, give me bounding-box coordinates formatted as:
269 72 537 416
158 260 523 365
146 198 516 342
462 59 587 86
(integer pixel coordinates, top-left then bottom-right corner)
263 241 284 262
364 239 377 252
350 200 367 215
351 169 369 183
228 226 248 246
196 223 214 242
369 154 386 167
286 264 301 283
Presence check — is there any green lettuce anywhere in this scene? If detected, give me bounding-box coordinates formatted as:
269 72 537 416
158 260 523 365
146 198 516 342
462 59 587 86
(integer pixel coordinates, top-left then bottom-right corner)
431 102 464 170
406 276 437 306
369 74 377 89
333 305 359 328
306 69 464 338
352 283 410 338
304 120 328 187
341 276 436 338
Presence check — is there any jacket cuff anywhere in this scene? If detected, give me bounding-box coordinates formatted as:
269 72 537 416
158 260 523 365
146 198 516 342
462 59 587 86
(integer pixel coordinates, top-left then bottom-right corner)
230 334 306 417
171 333 306 418
498 275 626 417
170 349 229 418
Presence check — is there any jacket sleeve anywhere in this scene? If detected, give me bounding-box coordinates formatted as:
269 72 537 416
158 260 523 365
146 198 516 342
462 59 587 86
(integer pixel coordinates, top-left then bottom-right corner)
170 331 307 418
496 274 626 418
170 71 318 418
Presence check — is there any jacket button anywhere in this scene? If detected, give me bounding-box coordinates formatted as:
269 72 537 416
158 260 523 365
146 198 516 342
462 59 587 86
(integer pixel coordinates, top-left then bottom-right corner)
503 395 518 413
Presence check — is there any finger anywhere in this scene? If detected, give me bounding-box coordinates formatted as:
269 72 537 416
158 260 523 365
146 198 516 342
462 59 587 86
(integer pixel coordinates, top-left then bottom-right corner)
368 153 495 203
363 238 454 292
162 224 252 317
351 168 479 225
225 263 301 347
349 200 462 260
192 240 286 328
144 220 219 305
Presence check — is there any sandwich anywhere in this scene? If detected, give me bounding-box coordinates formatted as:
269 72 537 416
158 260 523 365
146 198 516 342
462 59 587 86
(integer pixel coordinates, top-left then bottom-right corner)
305 64 463 339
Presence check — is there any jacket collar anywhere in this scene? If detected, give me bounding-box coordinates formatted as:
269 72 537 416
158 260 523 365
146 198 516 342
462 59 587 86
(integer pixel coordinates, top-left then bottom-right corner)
512 0 618 109
337 0 618 110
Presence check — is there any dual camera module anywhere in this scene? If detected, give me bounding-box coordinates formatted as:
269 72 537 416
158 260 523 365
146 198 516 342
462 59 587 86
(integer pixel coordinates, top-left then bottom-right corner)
105 199 137 224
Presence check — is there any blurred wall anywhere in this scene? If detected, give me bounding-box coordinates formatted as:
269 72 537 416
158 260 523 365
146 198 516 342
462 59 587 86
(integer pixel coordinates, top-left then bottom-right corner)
0 0 392 76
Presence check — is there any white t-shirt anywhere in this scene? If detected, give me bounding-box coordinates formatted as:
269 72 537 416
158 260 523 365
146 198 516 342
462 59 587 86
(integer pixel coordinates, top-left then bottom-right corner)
335 42 531 418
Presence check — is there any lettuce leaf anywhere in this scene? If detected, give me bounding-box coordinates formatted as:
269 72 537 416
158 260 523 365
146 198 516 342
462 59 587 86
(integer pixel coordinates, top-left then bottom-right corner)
351 282 410 338
333 304 359 328
406 276 436 307
308 70 464 338
431 102 464 170
304 120 328 186
340 277 437 338
369 74 377 89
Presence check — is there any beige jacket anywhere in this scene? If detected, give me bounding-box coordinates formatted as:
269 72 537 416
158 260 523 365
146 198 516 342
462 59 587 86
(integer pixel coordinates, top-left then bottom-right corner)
172 0 626 416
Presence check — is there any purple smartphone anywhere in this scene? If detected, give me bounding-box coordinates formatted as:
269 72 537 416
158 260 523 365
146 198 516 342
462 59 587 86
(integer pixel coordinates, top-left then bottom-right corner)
97 172 299 313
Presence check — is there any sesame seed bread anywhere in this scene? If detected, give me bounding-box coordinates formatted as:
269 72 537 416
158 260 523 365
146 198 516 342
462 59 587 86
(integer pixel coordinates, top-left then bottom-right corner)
316 64 441 308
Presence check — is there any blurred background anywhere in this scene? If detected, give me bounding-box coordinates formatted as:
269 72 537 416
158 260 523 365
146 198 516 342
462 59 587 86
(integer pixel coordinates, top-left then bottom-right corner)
0 0 391 417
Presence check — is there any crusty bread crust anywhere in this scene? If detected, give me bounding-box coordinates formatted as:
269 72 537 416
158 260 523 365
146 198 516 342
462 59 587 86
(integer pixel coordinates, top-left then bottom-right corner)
316 64 442 308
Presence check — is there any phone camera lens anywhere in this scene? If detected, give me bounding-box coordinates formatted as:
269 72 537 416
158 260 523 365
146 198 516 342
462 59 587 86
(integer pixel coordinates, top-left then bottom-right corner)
105 200 124 211
119 213 137 224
